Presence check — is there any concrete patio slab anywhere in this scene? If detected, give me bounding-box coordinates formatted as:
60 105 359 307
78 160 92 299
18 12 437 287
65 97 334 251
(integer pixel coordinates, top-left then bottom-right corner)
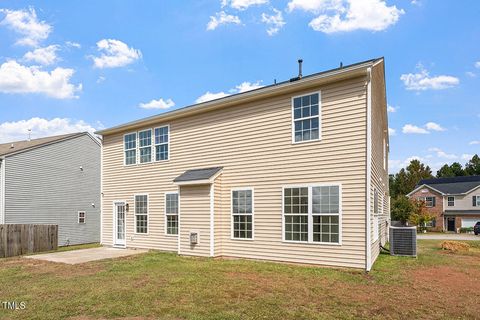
417 233 479 241
24 247 148 264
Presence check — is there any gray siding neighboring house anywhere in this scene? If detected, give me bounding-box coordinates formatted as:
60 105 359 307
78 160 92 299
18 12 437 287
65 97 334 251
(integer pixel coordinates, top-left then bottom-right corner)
0 132 101 246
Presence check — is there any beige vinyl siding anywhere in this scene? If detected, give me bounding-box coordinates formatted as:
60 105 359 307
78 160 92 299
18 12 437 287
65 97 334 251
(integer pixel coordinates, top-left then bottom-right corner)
445 188 480 210
102 76 368 268
369 61 390 265
179 185 211 257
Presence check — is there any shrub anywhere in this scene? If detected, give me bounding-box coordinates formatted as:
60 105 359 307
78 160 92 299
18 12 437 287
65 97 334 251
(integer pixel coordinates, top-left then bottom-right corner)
459 227 474 233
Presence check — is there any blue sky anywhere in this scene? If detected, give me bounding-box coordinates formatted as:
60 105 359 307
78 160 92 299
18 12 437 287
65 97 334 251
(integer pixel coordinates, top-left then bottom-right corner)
0 0 479 174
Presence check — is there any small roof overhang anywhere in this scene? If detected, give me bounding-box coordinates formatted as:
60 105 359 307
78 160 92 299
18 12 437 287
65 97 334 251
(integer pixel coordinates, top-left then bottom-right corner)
444 210 480 216
173 167 223 186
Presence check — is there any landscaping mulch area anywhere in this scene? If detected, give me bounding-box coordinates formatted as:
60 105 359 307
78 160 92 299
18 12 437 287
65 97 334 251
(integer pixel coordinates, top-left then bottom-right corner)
0 240 478 319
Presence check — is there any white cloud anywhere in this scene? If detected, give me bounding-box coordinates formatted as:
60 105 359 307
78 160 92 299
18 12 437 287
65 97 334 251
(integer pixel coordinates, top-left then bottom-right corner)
387 104 397 113
65 41 81 49
388 127 396 136
221 0 268 10
469 140 480 145
261 9 286 36
0 117 99 143
389 155 423 172
466 71 476 78
475 61 480 69
138 98 175 110
234 81 263 92
196 81 263 103
402 124 429 134
425 122 445 132
207 11 241 30
428 147 457 159
196 91 230 103
91 39 142 69
0 7 52 46
96 76 106 84
0 60 81 99
23 44 60 65
462 154 473 160
287 0 404 33
400 64 459 91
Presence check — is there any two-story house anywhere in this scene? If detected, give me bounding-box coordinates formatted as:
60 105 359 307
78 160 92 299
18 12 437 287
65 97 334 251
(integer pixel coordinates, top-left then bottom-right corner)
97 58 390 271
0 132 101 245
407 176 480 232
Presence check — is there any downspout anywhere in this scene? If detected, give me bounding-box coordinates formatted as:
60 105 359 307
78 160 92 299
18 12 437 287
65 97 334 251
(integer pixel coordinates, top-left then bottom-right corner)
100 140 103 245
366 67 373 272
210 183 215 257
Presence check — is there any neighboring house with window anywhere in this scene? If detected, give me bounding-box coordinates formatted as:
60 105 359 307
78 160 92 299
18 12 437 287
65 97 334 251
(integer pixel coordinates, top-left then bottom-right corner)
0 132 101 246
97 58 390 271
407 176 480 232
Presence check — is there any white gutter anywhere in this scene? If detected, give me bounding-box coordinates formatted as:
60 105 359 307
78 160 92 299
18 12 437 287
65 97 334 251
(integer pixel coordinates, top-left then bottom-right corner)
365 67 372 272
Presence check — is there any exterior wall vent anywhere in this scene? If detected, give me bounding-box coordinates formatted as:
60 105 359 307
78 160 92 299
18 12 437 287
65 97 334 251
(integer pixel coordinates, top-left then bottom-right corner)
189 231 198 245
389 223 417 257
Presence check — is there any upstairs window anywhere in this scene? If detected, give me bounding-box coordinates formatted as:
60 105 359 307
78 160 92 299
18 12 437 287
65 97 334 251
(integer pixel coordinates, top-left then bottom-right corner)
473 196 480 207
418 196 435 207
139 130 152 163
165 193 178 235
124 133 137 165
155 126 169 161
447 196 455 207
293 93 320 143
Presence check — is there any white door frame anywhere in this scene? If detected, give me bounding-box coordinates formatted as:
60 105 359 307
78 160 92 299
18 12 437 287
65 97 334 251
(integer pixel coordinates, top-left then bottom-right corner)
113 200 127 247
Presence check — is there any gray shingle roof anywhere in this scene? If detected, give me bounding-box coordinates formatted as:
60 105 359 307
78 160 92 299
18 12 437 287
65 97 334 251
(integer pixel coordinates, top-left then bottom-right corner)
173 167 223 183
0 133 84 157
416 176 480 194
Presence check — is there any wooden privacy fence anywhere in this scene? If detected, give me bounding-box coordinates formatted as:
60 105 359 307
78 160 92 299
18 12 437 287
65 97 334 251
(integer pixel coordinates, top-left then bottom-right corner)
0 224 58 258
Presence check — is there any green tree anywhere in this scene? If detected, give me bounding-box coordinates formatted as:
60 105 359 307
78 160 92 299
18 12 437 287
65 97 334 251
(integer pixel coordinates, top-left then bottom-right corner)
391 196 414 223
390 159 433 198
436 162 466 178
408 199 434 232
465 154 480 175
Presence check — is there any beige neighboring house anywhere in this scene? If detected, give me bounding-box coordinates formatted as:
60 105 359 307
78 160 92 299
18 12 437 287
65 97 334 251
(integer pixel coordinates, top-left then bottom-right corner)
97 58 390 271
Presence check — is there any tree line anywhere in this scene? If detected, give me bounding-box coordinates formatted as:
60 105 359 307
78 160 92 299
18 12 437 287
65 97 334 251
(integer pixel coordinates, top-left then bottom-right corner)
390 154 480 224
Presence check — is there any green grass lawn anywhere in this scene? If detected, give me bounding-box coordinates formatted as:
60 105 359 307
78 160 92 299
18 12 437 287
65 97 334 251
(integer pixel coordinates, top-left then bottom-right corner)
0 240 479 319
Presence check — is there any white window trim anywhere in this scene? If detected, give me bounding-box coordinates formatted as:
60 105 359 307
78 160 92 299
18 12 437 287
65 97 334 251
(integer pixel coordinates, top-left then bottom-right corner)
138 129 153 164
281 183 342 246
78 211 86 224
123 132 137 166
291 91 322 144
447 196 455 207
134 193 149 235
230 187 255 241
475 195 480 207
164 191 179 236
154 125 170 162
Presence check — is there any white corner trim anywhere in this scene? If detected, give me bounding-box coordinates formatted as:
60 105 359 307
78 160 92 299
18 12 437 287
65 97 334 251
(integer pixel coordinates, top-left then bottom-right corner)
0 158 5 224
210 183 215 257
177 187 181 254
366 67 372 272
100 143 103 245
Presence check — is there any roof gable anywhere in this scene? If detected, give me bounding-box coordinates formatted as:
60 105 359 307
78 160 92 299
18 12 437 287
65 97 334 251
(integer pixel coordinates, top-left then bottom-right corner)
0 132 88 157
413 175 480 195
